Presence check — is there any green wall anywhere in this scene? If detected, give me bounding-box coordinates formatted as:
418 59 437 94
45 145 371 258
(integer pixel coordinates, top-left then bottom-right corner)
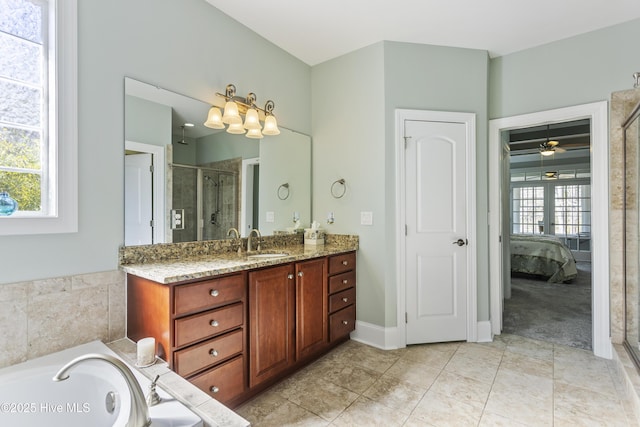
0 0 311 284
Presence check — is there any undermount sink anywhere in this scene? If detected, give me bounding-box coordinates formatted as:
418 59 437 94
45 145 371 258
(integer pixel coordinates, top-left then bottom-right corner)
247 252 290 260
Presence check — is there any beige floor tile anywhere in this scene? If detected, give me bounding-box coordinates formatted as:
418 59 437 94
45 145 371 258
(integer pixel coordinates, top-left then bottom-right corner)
484 386 553 426
332 341 403 373
444 350 501 384
307 358 381 394
383 357 442 389
478 411 530 427
409 390 483 427
330 396 409 427
554 381 629 426
362 375 426 414
401 344 456 369
502 334 555 361
491 367 553 404
554 357 619 397
427 370 492 409
499 349 554 379
275 376 359 422
258 400 329 427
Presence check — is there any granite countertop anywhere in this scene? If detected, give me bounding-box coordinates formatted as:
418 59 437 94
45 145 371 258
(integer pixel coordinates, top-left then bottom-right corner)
121 242 358 284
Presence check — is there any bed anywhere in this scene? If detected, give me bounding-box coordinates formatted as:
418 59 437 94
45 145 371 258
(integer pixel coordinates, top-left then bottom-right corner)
510 234 578 283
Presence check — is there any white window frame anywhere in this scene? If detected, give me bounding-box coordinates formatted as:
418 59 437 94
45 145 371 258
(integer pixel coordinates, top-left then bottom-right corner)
0 0 77 235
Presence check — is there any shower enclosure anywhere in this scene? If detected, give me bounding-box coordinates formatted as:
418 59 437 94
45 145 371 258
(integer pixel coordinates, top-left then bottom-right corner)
624 96 640 368
171 164 238 242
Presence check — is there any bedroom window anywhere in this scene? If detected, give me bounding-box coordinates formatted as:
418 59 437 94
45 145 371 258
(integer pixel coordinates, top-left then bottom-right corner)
511 186 545 234
554 184 591 251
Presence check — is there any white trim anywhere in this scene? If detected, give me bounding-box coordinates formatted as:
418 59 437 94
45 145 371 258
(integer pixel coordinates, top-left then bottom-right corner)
477 320 493 342
350 321 401 350
0 0 77 236
489 101 611 359
125 141 166 244
395 109 478 347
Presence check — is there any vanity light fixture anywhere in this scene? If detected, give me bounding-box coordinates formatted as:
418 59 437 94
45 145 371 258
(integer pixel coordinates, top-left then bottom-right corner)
203 84 280 138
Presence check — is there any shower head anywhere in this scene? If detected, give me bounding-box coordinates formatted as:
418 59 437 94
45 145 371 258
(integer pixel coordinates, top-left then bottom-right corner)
176 125 188 145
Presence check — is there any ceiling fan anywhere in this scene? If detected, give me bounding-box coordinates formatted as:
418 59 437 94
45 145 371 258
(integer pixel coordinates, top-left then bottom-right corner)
539 125 567 156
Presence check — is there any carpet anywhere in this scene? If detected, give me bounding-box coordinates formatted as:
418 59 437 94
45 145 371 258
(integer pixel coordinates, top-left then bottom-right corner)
502 261 592 350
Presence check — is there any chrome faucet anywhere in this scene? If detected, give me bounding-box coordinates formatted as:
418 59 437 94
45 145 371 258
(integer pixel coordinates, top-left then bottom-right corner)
53 353 151 427
248 228 262 252
227 227 242 254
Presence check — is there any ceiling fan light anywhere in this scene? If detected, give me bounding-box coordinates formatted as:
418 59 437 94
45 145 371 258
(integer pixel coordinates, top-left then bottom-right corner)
540 149 555 157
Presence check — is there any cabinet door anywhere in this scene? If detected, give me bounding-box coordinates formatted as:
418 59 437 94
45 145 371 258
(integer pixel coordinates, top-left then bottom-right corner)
295 258 328 359
248 264 295 387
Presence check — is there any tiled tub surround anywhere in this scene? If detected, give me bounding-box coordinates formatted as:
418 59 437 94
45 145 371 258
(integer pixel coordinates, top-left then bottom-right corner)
119 233 359 283
0 270 125 369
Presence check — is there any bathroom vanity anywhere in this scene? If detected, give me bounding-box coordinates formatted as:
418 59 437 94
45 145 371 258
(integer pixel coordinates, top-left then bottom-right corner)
121 235 357 408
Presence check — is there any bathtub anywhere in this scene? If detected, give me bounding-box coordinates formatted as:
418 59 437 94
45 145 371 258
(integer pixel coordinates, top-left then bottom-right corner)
0 340 202 427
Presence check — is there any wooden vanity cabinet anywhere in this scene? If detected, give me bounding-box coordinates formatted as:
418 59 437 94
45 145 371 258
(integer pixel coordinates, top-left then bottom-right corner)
327 252 356 342
127 272 247 406
295 258 328 360
248 263 296 388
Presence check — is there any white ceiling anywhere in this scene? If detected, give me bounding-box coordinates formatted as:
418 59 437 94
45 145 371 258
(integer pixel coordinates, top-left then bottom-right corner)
205 0 640 66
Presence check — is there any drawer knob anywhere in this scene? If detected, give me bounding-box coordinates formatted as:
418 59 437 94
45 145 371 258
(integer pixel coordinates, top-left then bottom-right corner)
342 279 348 284
342 320 349 325
210 289 219 297
287 274 294 280
298 271 304 277
342 297 349 303
210 386 219 394
209 349 218 357
342 260 348 266
210 320 219 327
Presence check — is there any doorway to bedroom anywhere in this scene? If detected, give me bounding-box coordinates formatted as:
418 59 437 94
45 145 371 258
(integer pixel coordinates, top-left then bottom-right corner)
503 119 593 350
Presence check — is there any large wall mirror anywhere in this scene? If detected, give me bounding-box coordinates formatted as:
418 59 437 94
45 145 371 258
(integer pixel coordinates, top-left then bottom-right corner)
124 77 311 245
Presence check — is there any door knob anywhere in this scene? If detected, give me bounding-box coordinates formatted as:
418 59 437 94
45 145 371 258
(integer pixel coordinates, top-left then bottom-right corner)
452 238 468 246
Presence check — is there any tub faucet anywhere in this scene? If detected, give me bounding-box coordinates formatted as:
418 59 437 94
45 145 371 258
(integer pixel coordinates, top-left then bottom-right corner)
248 228 262 252
53 353 151 427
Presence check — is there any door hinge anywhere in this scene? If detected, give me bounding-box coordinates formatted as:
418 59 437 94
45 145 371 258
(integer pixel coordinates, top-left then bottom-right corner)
149 220 154 227
405 224 408 236
149 164 154 173
403 135 411 148
405 312 408 324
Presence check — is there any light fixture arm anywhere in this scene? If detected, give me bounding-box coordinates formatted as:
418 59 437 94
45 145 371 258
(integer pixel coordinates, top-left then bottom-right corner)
216 84 276 117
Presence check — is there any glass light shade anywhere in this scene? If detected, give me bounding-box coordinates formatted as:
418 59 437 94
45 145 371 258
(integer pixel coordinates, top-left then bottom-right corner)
203 107 224 129
262 115 280 135
226 121 246 134
222 101 242 125
246 127 264 139
540 149 555 157
243 108 261 129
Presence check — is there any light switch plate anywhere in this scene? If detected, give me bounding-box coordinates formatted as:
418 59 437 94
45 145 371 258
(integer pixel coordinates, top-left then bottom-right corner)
266 211 275 223
361 211 373 225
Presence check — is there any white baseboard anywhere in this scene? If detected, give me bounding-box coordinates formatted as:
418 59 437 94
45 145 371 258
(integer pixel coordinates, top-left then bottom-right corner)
350 320 402 350
477 320 493 342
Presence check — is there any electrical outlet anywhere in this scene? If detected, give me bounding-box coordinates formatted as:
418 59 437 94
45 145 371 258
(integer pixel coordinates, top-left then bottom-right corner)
266 211 275 223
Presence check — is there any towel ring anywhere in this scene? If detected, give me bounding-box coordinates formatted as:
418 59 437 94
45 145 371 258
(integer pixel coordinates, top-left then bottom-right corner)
331 179 346 199
277 183 290 200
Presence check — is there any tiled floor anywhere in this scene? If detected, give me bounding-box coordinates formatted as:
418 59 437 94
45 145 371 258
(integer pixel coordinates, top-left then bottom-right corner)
235 334 635 426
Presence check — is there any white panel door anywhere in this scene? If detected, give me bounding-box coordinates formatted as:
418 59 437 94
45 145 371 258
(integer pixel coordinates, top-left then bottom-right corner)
125 153 153 245
406 120 468 344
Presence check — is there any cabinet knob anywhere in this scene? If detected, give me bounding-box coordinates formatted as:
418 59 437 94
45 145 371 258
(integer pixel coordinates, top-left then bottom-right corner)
298 271 304 277
342 297 348 303
210 289 219 297
342 279 348 284
287 274 294 280
209 349 218 357
210 320 219 327
210 386 219 394
342 320 349 325
342 260 348 266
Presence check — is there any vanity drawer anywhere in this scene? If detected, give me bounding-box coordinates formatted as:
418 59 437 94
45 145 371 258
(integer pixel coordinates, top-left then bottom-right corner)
174 273 245 316
328 270 356 294
329 304 356 341
174 329 243 377
174 302 243 348
328 252 356 275
329 287 355 314
189 355 245 405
